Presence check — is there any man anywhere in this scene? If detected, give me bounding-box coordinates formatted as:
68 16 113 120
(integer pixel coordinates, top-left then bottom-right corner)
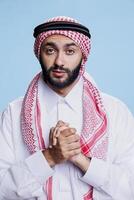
0 16 134 200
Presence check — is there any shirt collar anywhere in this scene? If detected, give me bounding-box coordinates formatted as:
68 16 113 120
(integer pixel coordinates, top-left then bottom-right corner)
64 77 83 112
39 77 83 113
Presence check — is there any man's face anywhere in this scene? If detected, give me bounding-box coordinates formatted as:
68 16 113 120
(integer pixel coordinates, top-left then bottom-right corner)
40 35 82 89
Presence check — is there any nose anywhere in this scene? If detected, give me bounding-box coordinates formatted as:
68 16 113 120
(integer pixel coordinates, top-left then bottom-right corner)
54 51 64 67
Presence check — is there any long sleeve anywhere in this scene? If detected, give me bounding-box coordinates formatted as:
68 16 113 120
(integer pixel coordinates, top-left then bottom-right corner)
80 96 134 199
0 103 54 199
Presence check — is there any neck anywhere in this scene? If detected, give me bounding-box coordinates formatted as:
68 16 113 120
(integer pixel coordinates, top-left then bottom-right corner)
47 77 80 97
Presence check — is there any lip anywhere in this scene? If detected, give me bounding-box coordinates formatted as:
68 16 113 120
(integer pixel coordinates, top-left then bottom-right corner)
52 70 66 78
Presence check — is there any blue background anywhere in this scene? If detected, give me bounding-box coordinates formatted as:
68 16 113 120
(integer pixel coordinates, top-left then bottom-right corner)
0 0 134 114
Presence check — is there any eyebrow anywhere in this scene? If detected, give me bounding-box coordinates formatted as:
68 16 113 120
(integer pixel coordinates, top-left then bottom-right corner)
43 42 78 48
64 42 78 48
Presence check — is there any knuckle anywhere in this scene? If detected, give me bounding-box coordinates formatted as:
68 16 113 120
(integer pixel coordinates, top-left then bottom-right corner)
76 143 80 148
75 135 80 141
74 148 81 154
70 128 76 134
57 120 63 124
61 128 68 135
78 148 81 153
58 139 63 146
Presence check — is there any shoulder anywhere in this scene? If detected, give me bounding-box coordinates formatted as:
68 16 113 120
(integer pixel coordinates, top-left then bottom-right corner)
83 72 133 119
101 93 134 157
0 97 24 143
101 93 134 139
101 92 132 116
83 72 133 118
8 97 23 110
1 97 24 121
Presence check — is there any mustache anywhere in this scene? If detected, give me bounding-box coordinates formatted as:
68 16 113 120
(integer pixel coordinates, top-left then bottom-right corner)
48 65 70 73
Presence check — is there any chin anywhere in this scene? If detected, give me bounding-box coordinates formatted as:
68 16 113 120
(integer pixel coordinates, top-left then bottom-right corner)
51 75 68 82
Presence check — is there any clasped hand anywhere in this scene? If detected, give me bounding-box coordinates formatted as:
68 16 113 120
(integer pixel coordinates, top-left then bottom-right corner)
48 120 81 165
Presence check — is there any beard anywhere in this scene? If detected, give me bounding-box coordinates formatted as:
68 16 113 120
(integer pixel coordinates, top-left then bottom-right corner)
40 59 82 89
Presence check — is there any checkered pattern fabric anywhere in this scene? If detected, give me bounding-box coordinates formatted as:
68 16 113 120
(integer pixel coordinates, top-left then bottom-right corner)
34 16 91 73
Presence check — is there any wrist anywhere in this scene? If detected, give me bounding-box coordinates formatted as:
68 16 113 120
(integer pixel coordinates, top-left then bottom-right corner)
72 153 91 173
42 148 56 167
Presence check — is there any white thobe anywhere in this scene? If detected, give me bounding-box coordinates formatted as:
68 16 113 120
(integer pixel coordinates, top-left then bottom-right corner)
0 77 134 199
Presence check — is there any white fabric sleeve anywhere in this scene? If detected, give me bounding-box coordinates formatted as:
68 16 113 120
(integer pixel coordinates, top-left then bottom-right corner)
80 99 134 199
0 106 54 199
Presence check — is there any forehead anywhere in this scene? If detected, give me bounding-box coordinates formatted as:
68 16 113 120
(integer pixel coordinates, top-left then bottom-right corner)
42 34 79 47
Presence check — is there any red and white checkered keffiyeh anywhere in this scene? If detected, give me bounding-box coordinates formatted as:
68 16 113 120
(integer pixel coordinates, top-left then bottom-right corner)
34 16 91 75
21 16 108 200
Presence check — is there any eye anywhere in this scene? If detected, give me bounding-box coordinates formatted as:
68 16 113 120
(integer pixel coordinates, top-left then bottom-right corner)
44 47 55 55
66 49 75 55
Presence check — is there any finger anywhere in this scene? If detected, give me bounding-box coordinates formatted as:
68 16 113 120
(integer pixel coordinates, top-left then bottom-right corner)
53 137 57 146
53 126 68 145
49 127 54 148
69 128 77 134
56 120 69 127
67 141 81 150
51 124 73 146
69 148 81 157
52 126 59 145
60 128 77 137
55 126 69 137
65 134 80 144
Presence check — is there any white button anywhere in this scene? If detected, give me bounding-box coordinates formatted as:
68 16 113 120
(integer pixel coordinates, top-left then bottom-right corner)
58 98 65 104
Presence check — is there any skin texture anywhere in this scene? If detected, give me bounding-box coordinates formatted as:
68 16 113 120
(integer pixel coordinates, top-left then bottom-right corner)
40 34 82 96
41 35 90 173
43 121 90 173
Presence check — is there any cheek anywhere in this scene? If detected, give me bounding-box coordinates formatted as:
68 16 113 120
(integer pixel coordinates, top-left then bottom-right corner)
41 55 54 68
68 56 82 68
